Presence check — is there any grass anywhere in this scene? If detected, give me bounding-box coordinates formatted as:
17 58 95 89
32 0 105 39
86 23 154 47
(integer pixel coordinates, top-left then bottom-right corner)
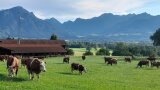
71 48 99 56
0 56 160 90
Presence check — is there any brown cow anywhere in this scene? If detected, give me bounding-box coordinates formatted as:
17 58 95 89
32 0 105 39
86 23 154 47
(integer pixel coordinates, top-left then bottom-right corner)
63 56 70 63
7 56 19 77
24 58 46 80
21 58 30 67
151 61 160 68
124 57 131 63
104 57 112 63
147 55 156 62
82 55 86 60
137 60 149 68
106 58 117 66
71 63 87 75
0 55 8 62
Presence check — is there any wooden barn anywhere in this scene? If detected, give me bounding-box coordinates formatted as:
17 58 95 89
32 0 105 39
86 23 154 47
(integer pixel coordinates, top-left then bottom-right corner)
0 39 66 56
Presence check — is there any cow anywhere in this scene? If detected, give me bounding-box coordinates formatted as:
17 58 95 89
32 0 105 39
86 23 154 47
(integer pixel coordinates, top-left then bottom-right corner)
151 61 160 68
63 56 69 63
104 57 112 63
82 55 86 60
71 63 86 75
124 57 131 63
106 58 117 66
0 55 8 62
147 55 156 62
137 60 149 68
7 56 19 77
24 58 46 80
21 58 30 67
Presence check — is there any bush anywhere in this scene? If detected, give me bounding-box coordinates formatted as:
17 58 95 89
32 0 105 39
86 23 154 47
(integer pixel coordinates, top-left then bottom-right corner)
66 48 74 55
83 51 93 56
112 49 132 56
96 48 109 55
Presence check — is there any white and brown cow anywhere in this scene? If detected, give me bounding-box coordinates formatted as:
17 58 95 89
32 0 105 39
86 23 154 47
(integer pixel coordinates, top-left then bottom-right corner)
7 56 19 77
24 58 46 80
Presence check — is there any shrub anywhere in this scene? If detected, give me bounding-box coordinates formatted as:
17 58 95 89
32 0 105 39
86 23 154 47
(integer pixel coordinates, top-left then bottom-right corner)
66 48 74 55
83 51 93 56
96 48 109 55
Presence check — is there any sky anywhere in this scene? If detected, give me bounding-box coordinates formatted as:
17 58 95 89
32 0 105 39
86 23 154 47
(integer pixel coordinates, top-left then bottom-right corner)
0 0 160 22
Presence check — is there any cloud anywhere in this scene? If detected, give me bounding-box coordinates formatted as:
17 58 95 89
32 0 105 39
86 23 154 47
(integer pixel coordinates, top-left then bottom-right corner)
0 0 158 22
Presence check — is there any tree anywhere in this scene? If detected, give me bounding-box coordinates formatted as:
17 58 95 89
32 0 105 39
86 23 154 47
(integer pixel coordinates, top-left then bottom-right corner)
96 48 109 55
65 48 74 55
112 42 132 56
83 51 93 56
150 28 160 46
150 28 160 56
50 34 57 40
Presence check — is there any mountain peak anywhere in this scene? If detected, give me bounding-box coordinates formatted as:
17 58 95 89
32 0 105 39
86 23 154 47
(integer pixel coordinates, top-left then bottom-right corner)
138 12 151 16
9 6 27 12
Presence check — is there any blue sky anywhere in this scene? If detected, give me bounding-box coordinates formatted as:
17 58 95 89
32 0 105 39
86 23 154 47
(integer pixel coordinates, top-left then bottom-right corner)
0 0 160 22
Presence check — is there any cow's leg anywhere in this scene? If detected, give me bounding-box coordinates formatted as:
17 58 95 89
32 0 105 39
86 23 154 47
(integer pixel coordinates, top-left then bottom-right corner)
36 74 40 79
31 72 34 80
79 71 82 75
27 70 31 79
15 68 18 76
71 68 74 73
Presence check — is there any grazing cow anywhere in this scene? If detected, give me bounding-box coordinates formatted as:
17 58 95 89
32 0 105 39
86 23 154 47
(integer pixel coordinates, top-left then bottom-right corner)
0 55 5 62
107 58 117 66
147 55 156 62
151 61 160 68
7 56 19 77
0 55 8 62
71 63 86 75
21 58 30 67
124 57 131 63
137 60 149 68
24 58 46 80
82 55 86 60
63 56 70 63
104 57 112 63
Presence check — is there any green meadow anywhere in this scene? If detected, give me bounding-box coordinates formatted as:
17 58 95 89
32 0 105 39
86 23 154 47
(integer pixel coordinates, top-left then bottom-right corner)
0 56 160 90
71 48 99 56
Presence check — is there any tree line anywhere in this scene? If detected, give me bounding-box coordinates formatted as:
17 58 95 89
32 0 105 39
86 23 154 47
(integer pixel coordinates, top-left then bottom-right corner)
66 41 158 56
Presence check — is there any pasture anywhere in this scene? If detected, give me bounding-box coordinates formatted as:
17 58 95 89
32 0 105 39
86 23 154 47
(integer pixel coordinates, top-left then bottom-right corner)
71 48 99 56
0 56 160 90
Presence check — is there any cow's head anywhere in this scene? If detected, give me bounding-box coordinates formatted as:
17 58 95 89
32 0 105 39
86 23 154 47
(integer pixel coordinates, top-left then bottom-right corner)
8 66 14 77
40 61 46 72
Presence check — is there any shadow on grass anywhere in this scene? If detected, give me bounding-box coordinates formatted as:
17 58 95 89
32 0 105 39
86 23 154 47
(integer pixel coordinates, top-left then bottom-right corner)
142 68 159 70
0 74 27 82
57 72 80 76
135 67 158 70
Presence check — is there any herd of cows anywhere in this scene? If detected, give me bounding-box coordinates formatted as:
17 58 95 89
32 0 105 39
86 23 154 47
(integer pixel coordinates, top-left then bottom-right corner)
0 55 46 80
0 54 160 80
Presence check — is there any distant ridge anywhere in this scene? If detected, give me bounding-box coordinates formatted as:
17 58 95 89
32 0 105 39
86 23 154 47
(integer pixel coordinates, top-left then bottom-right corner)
0 6 160 42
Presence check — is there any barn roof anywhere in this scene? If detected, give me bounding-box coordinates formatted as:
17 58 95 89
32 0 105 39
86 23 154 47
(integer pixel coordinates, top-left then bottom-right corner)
0 44 66 54
0 39 67 54
0 39 66 45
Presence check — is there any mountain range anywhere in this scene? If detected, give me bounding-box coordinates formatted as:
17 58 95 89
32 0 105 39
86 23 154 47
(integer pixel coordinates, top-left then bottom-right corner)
0 6 160 42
